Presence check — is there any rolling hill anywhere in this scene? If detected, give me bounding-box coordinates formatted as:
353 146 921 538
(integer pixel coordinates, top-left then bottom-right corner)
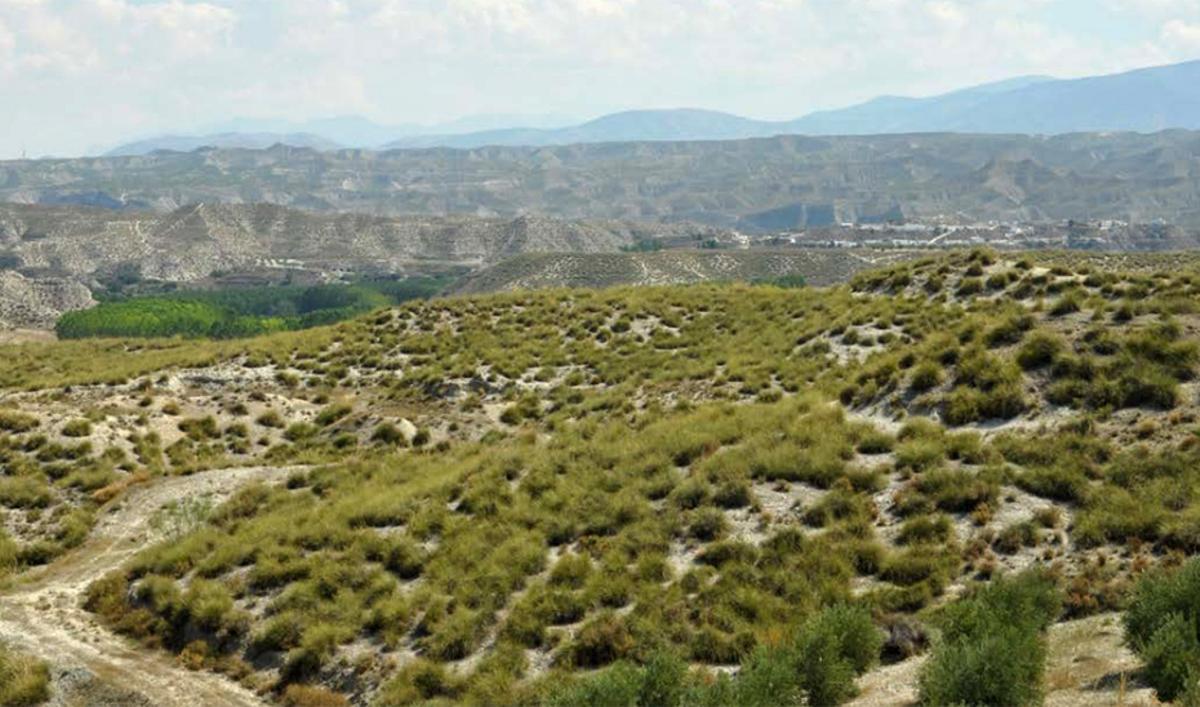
3 250 1200 704
8 131 1200 230
105 132 343 156
0 203 730 327
452 250 922 293
0 203 729 282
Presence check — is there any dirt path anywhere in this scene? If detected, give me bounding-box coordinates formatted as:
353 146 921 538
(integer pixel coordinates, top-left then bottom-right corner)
0 465 307 707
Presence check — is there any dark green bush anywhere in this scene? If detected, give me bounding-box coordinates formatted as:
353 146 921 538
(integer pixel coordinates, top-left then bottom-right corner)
1124 559 1200 701
371 422 408 446
909 362 943 393
918 571 1060 706
1016 332 1063 370
545 651 689 707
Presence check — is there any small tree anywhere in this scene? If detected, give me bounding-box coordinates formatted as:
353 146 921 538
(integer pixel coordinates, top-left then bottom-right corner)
1124 559 1200 701
919 570 1060 706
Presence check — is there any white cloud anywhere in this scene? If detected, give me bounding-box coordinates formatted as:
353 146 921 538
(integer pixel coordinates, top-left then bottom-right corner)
0 18 14 58
1163 18 1200 48
0 0 1196 157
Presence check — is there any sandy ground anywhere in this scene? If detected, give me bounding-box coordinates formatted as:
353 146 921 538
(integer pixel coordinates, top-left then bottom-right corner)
0 465 306 707
0 328 56 344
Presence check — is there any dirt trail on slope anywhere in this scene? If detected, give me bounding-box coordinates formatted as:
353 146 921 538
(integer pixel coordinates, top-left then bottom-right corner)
0 465 307 707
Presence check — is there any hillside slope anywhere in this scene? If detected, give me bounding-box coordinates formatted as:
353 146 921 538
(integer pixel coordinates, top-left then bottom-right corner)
453 250 920 293
6 132 1200 229
0 271 94 329
4 250 1200 704
0 203 727 283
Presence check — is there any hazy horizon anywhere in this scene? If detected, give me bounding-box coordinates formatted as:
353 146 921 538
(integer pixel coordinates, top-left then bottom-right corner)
3 0 1200 159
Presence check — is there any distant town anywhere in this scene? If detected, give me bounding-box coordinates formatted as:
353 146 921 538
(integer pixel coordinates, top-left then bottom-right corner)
703 220 1191 252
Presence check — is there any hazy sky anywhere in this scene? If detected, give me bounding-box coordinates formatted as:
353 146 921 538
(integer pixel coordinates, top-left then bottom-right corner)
2 0 1199 158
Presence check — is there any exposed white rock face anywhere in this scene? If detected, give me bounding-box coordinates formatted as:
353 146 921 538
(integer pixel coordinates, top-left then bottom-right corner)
0 202 736 330
0 271 95 329
0 202 727 284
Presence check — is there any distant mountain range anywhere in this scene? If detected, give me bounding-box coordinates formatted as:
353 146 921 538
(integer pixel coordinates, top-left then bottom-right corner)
106 132 342 157
19 130 1200 231
105 114 579 156
104 60 1200 156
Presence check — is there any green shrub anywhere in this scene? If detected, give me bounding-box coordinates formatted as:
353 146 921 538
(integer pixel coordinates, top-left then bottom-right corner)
0 643 51 706
797 604 882 676
545 661 646 707
314 404 352 427
918 571 1060 706
733 646 802 707
713 481 753 509
284 422 319 442
1016 332 1062 370
917 467 997 512
0 477 52 510
956 278 983 296
0 410 38 433
544 651 689 707
638 650 688 707
281 684 350 707
1015 465 1088 503
257 410 285 428
1124 559 1200 701
984 315 1032 347
0 530 17 578
909 362 943 393
178 416 220 440
371 423 408 446
855 430 895 455
376 658 459 704
688 508 728 541
567 613 636 668
1049 295 1081 317
1139 613 1199 702
897 514 953 545
61 418 93 437
993 521 1038 555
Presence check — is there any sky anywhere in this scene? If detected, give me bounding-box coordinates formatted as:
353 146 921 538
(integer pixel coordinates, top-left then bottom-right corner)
1 0 1199 158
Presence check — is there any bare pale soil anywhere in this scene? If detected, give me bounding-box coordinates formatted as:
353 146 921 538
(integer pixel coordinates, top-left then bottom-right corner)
0 465 304 706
